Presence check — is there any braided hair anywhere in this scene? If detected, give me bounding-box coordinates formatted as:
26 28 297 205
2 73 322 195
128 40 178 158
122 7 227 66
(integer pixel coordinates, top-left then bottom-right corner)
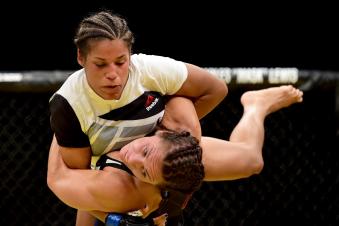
156 129 205 194
74 10 134 56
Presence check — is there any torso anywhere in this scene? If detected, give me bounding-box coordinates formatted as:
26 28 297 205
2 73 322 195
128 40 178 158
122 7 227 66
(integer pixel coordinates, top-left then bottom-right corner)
49 54 187 156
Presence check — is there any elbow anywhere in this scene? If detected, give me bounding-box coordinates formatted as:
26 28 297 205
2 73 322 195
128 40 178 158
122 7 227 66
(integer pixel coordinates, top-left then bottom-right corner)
47 166 64 193
221 81 228 99
209 72 228 101
215 76 228 100
47 170 67 205
213 79 228 101
47 170 57 192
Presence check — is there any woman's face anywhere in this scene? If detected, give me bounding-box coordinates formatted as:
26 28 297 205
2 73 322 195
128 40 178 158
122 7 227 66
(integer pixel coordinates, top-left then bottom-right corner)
78 38 130 100
120 135 168 185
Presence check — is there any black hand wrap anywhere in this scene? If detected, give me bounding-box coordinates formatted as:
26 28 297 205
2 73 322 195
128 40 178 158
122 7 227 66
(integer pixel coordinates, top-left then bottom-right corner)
148 189 192 226
105 189 192 226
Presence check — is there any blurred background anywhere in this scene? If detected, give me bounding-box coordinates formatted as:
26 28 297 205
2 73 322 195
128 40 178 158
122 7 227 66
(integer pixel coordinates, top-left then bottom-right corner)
1 2 338 226
0 2 338 71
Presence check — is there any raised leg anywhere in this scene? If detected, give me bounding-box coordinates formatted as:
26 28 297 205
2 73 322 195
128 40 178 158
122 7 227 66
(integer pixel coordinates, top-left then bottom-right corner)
202 85 303 181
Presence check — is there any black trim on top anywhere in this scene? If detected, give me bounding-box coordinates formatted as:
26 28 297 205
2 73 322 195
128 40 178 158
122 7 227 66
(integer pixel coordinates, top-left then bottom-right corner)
99 91 165 120
96 155 134 176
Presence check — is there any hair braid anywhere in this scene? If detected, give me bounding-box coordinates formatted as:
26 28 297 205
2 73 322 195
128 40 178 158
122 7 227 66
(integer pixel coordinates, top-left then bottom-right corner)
158 130 204 194
74 10 134 56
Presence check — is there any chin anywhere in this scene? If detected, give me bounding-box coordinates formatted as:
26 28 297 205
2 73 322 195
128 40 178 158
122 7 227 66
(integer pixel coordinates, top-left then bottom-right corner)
103 93 121 100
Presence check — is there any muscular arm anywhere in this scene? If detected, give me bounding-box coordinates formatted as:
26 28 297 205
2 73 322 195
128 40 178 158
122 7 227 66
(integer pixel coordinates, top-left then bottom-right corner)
162 96 201 141
49 94 92 169
175 63 228 119
47 136 161 215
49 94 95 224
59 146 92 169
46 136 93 217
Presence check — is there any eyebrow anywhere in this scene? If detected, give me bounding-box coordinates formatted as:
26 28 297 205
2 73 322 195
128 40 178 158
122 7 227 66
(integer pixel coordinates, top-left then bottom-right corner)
94 55 126 61
144 147 154 182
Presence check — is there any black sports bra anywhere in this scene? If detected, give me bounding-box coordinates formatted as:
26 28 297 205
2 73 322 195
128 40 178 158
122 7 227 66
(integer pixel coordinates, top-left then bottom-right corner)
96 153 188 225
96 155 134 176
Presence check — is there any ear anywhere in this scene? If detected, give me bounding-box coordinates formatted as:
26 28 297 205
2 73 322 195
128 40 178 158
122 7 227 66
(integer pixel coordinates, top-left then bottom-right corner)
140 201 159 218
77 49 85 67
140 204 151 218
153 214 168 225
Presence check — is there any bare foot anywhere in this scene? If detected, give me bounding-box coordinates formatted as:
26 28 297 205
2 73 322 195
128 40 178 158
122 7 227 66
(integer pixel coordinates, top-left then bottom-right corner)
241 85 303 116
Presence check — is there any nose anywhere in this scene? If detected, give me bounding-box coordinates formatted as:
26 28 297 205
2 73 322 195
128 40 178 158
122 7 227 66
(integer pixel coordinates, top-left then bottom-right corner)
104 72 118 81
104 63 119 80
128 152 144 169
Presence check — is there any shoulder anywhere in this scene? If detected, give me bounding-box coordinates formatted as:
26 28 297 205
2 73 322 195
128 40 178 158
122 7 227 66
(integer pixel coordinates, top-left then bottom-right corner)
50 69 89 115
53 69 85 100
131 53 183 66
130 53 186 78
49 94 75 119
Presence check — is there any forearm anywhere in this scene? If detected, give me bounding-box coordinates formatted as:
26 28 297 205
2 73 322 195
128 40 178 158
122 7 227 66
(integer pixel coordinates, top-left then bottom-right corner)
48 141 144 213
49 170 106 211
162 97 201 141
193 73 228 119
48 136 104 211
176 63 228 120
193 89 226 119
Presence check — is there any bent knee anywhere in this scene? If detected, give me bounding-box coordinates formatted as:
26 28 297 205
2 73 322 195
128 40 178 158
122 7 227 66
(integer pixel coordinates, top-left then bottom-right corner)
251 156 264 175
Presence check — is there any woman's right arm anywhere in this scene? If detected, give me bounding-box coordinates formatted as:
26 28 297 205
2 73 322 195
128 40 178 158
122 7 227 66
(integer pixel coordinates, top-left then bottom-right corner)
49 94 92 169
47 136 100 210
161 96 201 141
